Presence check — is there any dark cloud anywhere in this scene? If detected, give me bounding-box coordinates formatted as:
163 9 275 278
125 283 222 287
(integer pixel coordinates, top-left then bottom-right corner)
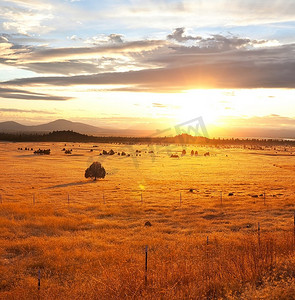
167 30 268 52
1 30 294 91
0 108 55 114
0 33 46 44
23 61 101 75
167 27 201 42
22 40 164 61
108 34 123 43
195 34 267 51
3 42 295 91
0 37 158 75
84 33 124 45
0 87 71 101
0 36 9 43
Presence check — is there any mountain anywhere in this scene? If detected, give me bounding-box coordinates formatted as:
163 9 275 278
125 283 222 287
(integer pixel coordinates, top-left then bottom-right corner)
0 119 114 135
0 119 152 136
0 121 28 132
28 119 110 135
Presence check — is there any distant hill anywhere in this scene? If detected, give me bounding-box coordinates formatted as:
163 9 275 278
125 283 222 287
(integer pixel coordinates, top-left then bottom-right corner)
30 119 111 135
0 121 28 132
0 119 148 136
0 119 104 134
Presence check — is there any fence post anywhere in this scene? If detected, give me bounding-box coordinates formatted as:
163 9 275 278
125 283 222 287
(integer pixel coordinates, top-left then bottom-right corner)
67 193 70 205
103 192 105 204
220 191 223 207
258 222 261 248
145 245 148 286
180 192 182 206
206 236 210 284
264 191 266 206
38 269 41 290
206 236 209 260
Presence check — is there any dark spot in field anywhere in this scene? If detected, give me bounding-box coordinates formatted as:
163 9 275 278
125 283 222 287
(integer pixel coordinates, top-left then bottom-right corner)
230 226 241 232
156 218 169 223
228 193 234 196
144 221 152 227
97 214 113 219
212 221 230 224
245 223 253 228
252 195 259 198
144 209 157 213
202 213 225 220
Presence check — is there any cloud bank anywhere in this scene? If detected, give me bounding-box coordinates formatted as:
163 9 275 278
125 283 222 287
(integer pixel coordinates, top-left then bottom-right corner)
1 30 294 93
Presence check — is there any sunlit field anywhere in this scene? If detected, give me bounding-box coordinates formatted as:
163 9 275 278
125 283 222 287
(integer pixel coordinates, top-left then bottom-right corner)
1 142 295 299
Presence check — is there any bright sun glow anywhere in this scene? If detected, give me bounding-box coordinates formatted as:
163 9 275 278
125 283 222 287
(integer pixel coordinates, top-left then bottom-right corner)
173 90 225 126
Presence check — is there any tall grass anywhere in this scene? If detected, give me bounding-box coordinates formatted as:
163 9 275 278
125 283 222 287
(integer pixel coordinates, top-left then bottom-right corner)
1 200 295 299
1 142 295 298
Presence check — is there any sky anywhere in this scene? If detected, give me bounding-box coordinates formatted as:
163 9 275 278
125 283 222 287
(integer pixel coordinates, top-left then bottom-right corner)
0 0 295 138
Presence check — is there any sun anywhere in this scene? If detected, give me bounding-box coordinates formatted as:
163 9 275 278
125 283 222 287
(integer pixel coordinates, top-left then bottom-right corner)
173 90 222 127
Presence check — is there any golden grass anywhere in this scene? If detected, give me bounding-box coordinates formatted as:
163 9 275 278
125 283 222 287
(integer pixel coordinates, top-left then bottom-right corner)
0 142 295 299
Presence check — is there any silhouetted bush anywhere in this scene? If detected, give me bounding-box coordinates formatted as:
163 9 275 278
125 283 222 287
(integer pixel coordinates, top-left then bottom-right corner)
108 149 115 155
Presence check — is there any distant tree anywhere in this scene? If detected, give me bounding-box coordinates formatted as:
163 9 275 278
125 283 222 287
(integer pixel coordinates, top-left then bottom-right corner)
85 162 106 181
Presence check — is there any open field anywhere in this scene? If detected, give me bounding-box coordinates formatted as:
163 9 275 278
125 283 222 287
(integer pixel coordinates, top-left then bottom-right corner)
1 142 295 299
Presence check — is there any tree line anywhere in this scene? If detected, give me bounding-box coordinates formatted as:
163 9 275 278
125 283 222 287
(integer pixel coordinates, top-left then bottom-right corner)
0 130 294 146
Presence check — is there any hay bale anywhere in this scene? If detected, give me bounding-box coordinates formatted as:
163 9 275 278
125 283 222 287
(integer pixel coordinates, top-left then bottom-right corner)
144 221 152 227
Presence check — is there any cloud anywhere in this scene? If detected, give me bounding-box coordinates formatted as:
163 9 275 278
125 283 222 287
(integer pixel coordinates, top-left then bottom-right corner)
0 18 293 93
166 31 270 56
229 115 295 128
24 40 163 61
84 33 124 45
212 114 295 138
23 61 102 75
0 35 9 43
0 87 71 101
3 40 295 91
0 4 53 34
102 0 295 29
1 33 46 44
167 27 201 42
152 103 168 108
0 37 166 75
194 34 267 51
109 34 123 43
0 107 56 114
1 0 52 9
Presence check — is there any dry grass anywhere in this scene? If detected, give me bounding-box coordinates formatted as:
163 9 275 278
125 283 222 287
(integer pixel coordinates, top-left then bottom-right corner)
0 142 295 299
